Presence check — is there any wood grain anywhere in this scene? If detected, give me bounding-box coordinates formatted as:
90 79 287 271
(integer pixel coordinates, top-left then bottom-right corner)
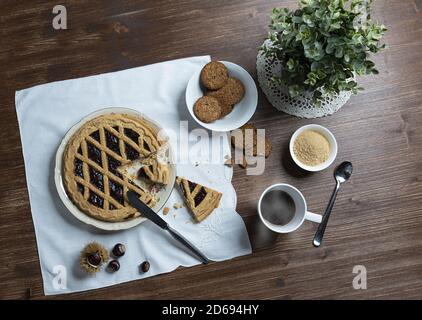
1 0 421 299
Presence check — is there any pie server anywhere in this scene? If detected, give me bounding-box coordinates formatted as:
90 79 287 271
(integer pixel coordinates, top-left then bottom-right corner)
127 190 210 264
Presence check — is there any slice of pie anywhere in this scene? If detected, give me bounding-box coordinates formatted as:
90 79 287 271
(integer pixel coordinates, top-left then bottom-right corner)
63 113 165 222
175 176 222 222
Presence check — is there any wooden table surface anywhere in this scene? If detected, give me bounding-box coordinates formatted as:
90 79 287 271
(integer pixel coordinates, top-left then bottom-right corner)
1 0 421 300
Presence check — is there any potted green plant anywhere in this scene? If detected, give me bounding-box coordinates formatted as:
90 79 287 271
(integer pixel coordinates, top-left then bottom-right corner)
257 0 386 118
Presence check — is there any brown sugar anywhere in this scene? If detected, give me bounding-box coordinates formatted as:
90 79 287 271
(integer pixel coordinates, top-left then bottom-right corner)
293 130 330 166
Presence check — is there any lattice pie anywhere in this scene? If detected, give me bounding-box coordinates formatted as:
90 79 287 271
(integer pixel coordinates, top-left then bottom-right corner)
63 113 169 222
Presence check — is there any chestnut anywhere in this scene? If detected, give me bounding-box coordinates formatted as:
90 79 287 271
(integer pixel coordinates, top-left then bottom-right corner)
140 261 150 273
112 243 126 257
108 260 120 272
86 251 102 268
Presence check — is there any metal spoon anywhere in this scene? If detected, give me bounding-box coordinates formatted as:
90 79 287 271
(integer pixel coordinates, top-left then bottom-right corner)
313 161 353 247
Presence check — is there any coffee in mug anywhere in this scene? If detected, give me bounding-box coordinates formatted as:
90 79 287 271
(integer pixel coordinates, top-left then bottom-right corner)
260 190 296 226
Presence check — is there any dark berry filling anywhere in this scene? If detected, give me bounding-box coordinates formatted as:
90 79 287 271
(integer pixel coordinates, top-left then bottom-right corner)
188 181 197 192
74 158 84 178
109 180 124 204
107 155 121 176
88 191 104 208
77 182 85 194
105 129 121 155
124 128 140 143
89 167 104 192
87 143 102 165
194 187 207 207
143 140 151 152
90 130 100 142
125 143 139 160
109 203 117 210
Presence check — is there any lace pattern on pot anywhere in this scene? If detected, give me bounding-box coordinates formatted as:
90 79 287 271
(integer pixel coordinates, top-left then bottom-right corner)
256 43 352 118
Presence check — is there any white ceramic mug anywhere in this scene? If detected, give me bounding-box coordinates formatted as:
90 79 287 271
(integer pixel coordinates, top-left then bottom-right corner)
258 183 322 233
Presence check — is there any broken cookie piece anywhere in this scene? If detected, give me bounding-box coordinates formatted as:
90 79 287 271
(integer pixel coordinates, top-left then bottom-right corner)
173 203 183 209
231 123 272 160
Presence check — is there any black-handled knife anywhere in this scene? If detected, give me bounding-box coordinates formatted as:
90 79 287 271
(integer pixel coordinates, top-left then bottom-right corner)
127 191 210 264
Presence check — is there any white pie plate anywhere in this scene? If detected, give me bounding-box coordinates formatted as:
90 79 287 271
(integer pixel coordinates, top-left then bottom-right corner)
54 107 176 231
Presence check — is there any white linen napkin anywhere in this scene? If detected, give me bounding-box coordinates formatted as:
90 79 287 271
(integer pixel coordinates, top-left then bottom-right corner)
15 56 251 295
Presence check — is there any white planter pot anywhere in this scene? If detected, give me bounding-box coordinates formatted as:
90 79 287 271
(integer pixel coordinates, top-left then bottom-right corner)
256 41 352 118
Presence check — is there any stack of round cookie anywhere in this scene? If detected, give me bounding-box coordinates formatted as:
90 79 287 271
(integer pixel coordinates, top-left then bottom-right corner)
193 61 245 123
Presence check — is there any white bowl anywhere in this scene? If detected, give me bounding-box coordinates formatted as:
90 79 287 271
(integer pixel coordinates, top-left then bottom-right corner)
289 124 338 172
54 107 176 231
185 61 258 132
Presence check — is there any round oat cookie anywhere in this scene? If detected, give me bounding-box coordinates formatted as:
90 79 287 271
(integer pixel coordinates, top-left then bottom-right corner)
200 61 229 90
193 96 222 123
207 77 245 106
219 103 234 119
